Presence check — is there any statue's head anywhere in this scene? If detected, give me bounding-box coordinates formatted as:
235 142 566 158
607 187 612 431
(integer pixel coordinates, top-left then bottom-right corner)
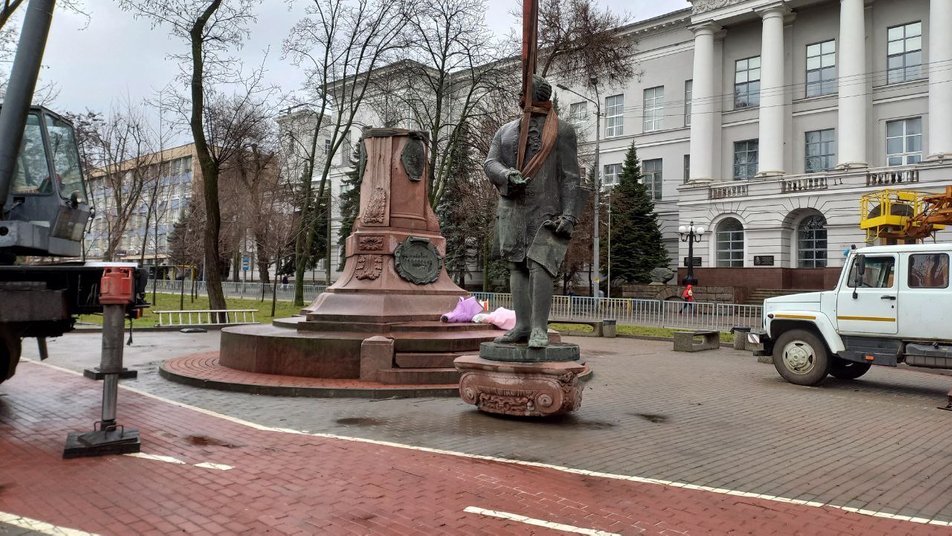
533 75 552 102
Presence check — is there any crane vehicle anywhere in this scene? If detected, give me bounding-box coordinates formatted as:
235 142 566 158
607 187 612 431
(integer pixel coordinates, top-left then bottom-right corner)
0 0 146 386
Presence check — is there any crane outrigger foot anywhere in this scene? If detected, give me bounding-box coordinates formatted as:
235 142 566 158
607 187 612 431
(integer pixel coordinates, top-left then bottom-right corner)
940 387 952 411
63 423 140 459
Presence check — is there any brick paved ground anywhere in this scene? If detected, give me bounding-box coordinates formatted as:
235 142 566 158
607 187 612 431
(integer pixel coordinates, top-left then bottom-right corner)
2 330 952 534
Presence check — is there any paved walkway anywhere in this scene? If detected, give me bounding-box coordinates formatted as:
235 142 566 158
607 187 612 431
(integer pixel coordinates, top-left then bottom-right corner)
2 331 951 534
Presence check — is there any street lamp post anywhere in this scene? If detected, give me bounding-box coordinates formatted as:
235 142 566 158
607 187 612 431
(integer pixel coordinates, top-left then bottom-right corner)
556 78 601 297
678 221 705 286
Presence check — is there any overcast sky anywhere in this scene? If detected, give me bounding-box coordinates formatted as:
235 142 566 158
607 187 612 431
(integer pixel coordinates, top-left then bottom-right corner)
35 0 689 129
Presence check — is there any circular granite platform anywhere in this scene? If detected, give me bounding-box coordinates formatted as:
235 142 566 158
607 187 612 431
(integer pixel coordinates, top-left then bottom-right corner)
160 352 460 399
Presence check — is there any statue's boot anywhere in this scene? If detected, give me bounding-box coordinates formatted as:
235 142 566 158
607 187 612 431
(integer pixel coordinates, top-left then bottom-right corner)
494 327 530 344
496 262 532 344
526 261 554 349
527 327 549 348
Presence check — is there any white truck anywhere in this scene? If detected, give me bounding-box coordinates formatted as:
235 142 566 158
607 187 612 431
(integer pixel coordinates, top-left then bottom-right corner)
748 243 952 388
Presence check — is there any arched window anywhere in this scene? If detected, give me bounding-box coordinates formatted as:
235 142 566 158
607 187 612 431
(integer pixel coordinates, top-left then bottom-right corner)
716 218 744 267
798 215 828 268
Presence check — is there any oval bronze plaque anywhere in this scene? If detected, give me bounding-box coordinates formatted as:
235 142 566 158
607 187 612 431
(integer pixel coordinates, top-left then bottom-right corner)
394 237 442 285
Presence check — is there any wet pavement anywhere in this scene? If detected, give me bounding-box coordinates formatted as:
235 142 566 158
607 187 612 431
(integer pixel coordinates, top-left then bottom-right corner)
2 329 952 534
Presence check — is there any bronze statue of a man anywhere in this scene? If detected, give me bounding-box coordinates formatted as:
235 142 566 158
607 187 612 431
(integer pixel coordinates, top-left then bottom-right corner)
484 76 583 348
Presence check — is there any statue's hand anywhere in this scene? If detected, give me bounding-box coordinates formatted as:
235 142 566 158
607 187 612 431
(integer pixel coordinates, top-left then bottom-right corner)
507 170 527 186
554 215 576 238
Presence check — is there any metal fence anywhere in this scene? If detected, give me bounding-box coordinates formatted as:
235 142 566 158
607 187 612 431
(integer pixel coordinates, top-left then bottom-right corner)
147 279 327 303
145 281 762 332
472 292 763 332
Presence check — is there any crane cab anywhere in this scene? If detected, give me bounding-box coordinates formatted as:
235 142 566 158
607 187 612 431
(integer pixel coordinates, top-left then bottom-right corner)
0 106 90 262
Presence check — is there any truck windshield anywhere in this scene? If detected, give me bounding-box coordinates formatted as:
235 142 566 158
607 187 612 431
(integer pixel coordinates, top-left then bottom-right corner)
10 113 51 195
44 114 87 204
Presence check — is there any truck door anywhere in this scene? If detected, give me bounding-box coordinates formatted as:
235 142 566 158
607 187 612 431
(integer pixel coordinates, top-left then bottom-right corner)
835 254 898 335
899 252 950 339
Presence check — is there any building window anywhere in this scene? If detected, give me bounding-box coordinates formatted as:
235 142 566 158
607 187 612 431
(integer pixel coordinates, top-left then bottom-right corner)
908 254 949 288
642 158 663 201
806 40 836 97
886 117 922 166
683 154 690 184
643 87 664 132
684 80 692 127
603 163 622 186
733 139 759 180
734 56 761 108
605 94 624 137
805 129 835 173
323 139 332 154
569 101 588 126
887 22 922 84
798 215 828 268
716 218 744 267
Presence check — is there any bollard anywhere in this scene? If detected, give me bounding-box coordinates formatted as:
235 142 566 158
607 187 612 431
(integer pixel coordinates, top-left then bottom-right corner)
732 327 750 350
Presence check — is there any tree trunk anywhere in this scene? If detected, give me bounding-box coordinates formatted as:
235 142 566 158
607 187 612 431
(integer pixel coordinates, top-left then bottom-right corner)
189 0 227 319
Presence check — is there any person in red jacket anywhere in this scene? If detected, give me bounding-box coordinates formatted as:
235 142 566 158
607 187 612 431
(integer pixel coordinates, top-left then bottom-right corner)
680 284 695 314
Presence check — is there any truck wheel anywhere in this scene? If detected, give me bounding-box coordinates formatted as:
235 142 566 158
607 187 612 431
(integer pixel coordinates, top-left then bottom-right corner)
773 329 830 386
830 358 871 380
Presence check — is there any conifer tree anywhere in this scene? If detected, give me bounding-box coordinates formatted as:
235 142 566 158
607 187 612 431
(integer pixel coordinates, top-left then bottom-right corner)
609 143 669 284
336 145 362 268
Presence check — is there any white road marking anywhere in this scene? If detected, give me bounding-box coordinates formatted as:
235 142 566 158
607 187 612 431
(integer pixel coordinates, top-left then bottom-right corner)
0 511 98 535
194 462 233 471
463 506 620 536
125 452 186 464
28 360 952 528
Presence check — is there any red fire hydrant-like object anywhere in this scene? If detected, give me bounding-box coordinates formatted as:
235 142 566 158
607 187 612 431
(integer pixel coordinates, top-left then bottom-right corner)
100 266 135 305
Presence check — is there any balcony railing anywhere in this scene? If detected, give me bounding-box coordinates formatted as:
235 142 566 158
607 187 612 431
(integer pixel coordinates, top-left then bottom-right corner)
709 183 748 199
866 167 919 187
781 175 828 193
697 164 926 201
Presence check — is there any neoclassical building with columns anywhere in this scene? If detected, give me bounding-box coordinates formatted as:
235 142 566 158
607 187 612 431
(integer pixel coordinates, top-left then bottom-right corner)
558 0 952 292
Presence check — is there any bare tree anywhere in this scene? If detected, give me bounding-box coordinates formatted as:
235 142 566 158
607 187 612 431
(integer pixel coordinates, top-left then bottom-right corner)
529 0 636 89
281 0 408 306
118 0 261 315
72 104 159 261
0 0 88 103
397 0 510 207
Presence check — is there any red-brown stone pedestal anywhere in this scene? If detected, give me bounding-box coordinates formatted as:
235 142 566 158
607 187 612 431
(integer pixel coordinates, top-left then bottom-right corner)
217 128 501 390
454 355 587 417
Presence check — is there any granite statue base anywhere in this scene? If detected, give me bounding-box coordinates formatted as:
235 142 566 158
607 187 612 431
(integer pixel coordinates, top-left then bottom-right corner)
454 343 586 417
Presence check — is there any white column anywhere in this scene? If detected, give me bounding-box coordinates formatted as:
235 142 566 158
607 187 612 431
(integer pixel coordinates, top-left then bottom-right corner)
689 23 720 182
928 0 952 160
757 4 788 176
837 0 867 168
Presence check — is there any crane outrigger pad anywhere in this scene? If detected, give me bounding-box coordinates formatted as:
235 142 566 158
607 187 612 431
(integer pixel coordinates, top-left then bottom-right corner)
63 426 140 459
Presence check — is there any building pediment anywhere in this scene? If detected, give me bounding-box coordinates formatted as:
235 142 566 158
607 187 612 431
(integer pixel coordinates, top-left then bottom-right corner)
691 0 747 15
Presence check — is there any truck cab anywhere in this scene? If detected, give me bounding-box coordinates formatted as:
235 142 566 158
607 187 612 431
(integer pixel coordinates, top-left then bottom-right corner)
751 243 952 385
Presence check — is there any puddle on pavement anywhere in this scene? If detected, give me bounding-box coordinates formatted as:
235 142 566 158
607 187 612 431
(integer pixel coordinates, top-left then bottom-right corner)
631 413 668 423
186 435 242 448
335 417 386 426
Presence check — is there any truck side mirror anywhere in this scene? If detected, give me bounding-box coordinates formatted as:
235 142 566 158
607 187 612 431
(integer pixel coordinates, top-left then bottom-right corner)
852 254 866 299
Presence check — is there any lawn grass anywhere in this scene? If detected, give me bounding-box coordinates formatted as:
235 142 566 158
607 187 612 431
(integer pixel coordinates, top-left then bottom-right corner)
78 291 303 328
